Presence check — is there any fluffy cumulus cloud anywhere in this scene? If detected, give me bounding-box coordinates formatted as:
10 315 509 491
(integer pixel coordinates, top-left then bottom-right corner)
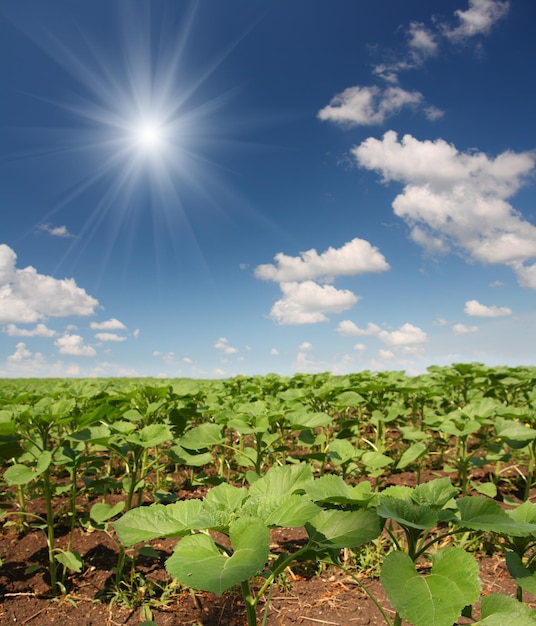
256 239 388 325
0 244 98 323
464 299 512 317
255 238 389 283
269 281 358 325
336 320 428 346
214 337 238 354
90 318 127 331
379 323 428 346
445 0 510 41
353 132 536 287
4 323 56 337
317 86 424 127
336 320 381 336
453 323 479 335
55 334 96 357
95 332 127 342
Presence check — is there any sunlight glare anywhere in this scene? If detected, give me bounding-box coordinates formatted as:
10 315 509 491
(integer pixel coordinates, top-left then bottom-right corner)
132 118 166 154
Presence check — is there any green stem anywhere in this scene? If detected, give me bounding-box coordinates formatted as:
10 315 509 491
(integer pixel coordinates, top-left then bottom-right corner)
241 579 258 626
524 442 535 502
42 468 58 593
393 612 402 626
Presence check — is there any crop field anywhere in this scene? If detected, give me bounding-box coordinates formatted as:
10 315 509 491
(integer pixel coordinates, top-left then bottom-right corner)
2 363 536 626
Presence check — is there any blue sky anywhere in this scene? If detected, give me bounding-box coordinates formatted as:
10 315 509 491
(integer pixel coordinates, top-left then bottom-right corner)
1 0 535 378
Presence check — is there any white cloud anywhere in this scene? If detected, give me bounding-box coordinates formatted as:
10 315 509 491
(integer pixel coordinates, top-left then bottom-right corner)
94 332 127 342
318 85 423 127
4 323 56 337
0 244 98 323
336 320 381 336
432 317 449 327
354 343 366 351
37 223 75 238
55 334 96 356
379 349 395 359
153 350 176 364
183 356 193 364
353 132 536 286
464 299 512 317
214 337 238 354
255 238 389 283
299 341 313 351
270 348 279 356
378 323 428 346
90 318 127 331
453 323 479 335
337 319 427 345
269 281 358 325
445 0 510 41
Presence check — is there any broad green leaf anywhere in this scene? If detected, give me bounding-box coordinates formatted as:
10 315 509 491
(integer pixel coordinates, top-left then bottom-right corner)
507 500 536 525
243 494 320 527
473 482 498 498
381 548 481 626
397 442 427 469
305 508 381 549
249 463 313 497
90 501 125 523
475 593 536 625
35 451 52 474
335 390 364 407
55 550 83 573
169 444 213 467
194 483 248 529
179 423 223 450
377 497 438 530
165 516 270 595
456 497 536 536
113 499 203 546
128 424 172 448
505 552 536 595
303 475 373 506
413 477 458 509
328 439 358 464
3 451 51 485
360 450 393 469
286 410 332 430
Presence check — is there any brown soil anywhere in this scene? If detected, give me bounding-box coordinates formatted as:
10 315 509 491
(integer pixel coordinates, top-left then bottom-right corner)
1 470 534 626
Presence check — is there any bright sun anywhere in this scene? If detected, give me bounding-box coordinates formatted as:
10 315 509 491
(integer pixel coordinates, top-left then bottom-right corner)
133 119 165 153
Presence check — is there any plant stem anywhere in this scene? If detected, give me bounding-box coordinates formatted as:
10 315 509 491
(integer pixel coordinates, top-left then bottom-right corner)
241 579 258 626
42 468 58 593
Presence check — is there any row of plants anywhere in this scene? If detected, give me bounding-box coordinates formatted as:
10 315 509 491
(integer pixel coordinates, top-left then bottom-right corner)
1 363 536 624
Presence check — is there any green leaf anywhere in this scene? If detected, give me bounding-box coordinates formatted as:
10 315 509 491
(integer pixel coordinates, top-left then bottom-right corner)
305 508 381 549
475 594 536 625
397 442 427 469
249 463 313 497
165 516 270 595
113 499 203 546
3 463 36 485
413 477 458 509
303 474 373 506
377 497 438 530
55 550 83 573
381 547 481 626
90 501 125 523
179 423 224 450
194 483 248 529
169 444 213 467
505 552 536 595
456 497 536 536
286 410 332 430
243 494 320 527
